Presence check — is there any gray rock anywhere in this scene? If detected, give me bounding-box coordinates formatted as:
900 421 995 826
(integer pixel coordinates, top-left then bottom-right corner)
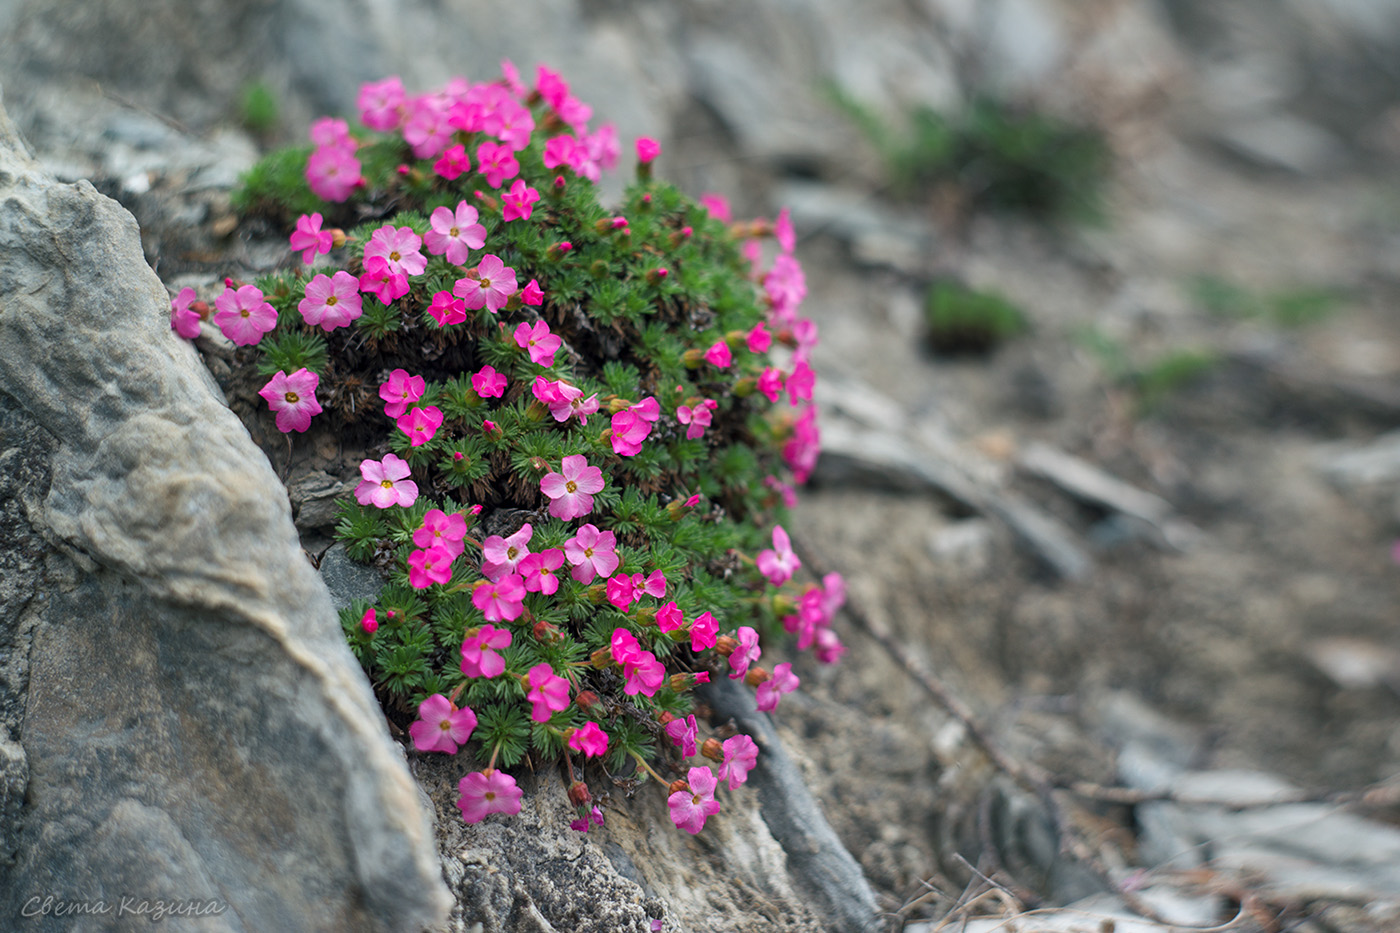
319 543 387 612
0 97 449 930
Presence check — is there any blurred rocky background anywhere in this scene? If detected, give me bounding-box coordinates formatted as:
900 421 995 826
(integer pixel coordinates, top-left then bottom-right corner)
4 1 1400 931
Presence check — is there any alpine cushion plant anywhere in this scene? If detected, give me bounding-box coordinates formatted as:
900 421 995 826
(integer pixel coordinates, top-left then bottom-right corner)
214 62 848 835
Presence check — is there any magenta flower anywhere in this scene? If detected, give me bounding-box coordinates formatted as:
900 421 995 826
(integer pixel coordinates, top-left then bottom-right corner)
747 322 772 354
396 405 444 447
427 290 467 327
409 693 477 754
699 192 731 222
365 225 427 278
472 365 508 399
814 628 847 665
258 368 323 434
568 721 608 758
521 278 544 306
457 770 523 824
656 601 684 633
632 571 667 600
533 378 599 424
454 254 518 313
170 287 202 339
289 212 335 265
609 397 660 457
610 628 642 668
727 626 761 680
213 284 277 346
310 116 354 150
622 650 665 697
380 370 426 418
501 179 540 222
358 75 406 131
526 662 572 723
764 253 807 323
299 271 362 331
475 140 520 188
784 405 821 484
461 624 512 678
606 574 636 612
690 611 717 651
472 573 526 622
403 95 453 159
757 367 784 403
433 143 471 180
564 523 618 583
774 207 796 254
786 359 815 405
306 145 361 202
481 522 533 580
541 455 605 521
703 340 732 369
360 607 379 634
668 766 721 834
664 714 699 757
676 399 717 440
358 262 409 306
407 545 454 589
514 320 561 367
755 662 799 712
718 734 759 790
354 453 418 508
756 525 800 587
425 202 486 267
636 137 661 163
518 548 564 595
414 508 468 558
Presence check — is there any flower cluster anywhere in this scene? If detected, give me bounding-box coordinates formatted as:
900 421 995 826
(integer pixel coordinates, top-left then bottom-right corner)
205 62 843 835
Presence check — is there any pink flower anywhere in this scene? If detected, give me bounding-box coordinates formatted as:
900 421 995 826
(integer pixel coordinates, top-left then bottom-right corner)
258 368 322 433
289 212 335 264
472 573 526 622
756 525 800 587
526 662 571 722
568 722 609 758
764 253 807 323
299 270 363 331
755 663 799 712
747 322 772 354
676 399 718 440
414 508 467 558
306 145 361 202
365 225 427 278
403 95 453 159
622 650 665 697
636 137 661 162
814 628 847 665
396 405 444 447
310 116 354 150
632 571 666 600
521 278 544 306
564 524 619 583
774 207 796 254
476 140 520 188
699 192 731 222
728 626 761 680
690 611 717 651
213 284 277 346
354 453 418 508
461 624 512 678
425 202 486 267
427 290 467 327
765 475 798 508
407 544 454 589
358 262 410 306
533 378 599 424
472 365 507 398
433 143 471 180
606 574 636 612
757 367 785 403
458 770 523 823
454 254 518 313
360 607 379 634
665 714 698 757
481 523 533 580
703 340 732 368
358 75 406 131
784 405 821 484
793 317 820 360
610 628 642 668
409 693 477 754
380 369 426 418
718 735 759 790
170 287 202 339
519 548 564 595
786 359 815 405
514 321 561 367
656 601 684 633
542 134 580 173
495 99 535 151
668 766 721 834
501 179 540 221
541 455 605 520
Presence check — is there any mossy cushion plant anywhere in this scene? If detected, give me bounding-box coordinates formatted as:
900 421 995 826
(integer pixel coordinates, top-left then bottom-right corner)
179 63 846 835
924 281 1028 356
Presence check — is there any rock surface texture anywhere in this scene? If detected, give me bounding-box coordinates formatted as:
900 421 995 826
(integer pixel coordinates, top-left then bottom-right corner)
0 97 450 931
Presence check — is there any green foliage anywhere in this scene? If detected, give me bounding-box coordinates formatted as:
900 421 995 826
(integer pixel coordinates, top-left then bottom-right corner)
827 87 1111 222
230 145 322 219
1188 275 1341 328
238 81 279 136
924 281 1028 356
1077 326 1220 415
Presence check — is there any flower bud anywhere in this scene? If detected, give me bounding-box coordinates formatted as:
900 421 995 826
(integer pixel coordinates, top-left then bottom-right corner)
682 348 704 369
667 779 689 796
732 377 757 398
745 666 771 688
533 619 561 643
328 228 348 249
607 396 632 414
575 690 599 710
590 259 610 280
568 780 592 809
482 420 504 441
771 594 797 617
529 456 549 473
633 606 656 627
713 634 738 657
589 647 613 669
547 241 573 261
645 267 669 286
586 584 607 605
189 300 211 321
701 738 723 762
473 190 500 214
657 711 677 727
360 608 378 635
525 401 548 422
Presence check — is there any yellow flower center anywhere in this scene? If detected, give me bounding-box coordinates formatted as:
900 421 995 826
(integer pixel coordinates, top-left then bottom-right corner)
450 226 460 237
284 391 299 404
566 480 577 493
389 250 401 262
326 295 338 306
380 479 394 489
439 720 452 732
507 546 519 560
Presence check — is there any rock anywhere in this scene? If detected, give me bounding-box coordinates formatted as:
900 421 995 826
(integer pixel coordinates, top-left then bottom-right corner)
0 97 449 930
926 519 995 573
288 469 350 531
1210 113 1347 175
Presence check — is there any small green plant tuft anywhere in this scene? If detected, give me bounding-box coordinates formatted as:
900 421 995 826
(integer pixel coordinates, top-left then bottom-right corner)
1077 327 1220 415
238 80 280 137
1189 275 1341 328
924 281 1028 356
